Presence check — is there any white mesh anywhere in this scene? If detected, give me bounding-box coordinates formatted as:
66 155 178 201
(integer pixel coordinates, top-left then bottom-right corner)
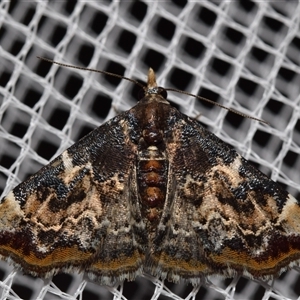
1 0 300 299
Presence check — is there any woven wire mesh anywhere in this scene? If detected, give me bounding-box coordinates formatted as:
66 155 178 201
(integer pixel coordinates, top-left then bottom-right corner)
1 1 300 299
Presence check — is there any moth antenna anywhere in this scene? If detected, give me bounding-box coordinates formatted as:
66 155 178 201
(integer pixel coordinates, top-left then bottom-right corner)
38 57 268 125
37 56 145 89
164 88 268 125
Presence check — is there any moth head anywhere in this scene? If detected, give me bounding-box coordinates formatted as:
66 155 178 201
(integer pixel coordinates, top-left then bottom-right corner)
138 68 168 100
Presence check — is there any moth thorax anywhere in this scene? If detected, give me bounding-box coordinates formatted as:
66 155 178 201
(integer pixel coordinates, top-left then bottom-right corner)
137 147 168 222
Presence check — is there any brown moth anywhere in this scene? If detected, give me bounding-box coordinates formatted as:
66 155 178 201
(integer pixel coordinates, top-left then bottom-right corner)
0 65 300 286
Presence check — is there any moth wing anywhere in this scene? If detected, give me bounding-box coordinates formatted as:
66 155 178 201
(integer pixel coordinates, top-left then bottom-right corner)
0 114 143 285
151 109 300 281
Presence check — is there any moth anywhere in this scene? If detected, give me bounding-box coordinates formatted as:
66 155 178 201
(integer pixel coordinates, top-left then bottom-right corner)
0 63 300 286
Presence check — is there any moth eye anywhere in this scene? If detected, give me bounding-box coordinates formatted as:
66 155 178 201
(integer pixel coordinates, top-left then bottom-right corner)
158 87 168 99
138 89 146 100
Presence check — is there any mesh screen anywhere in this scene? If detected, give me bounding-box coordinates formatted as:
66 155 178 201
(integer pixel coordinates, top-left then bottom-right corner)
1 1 300 299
